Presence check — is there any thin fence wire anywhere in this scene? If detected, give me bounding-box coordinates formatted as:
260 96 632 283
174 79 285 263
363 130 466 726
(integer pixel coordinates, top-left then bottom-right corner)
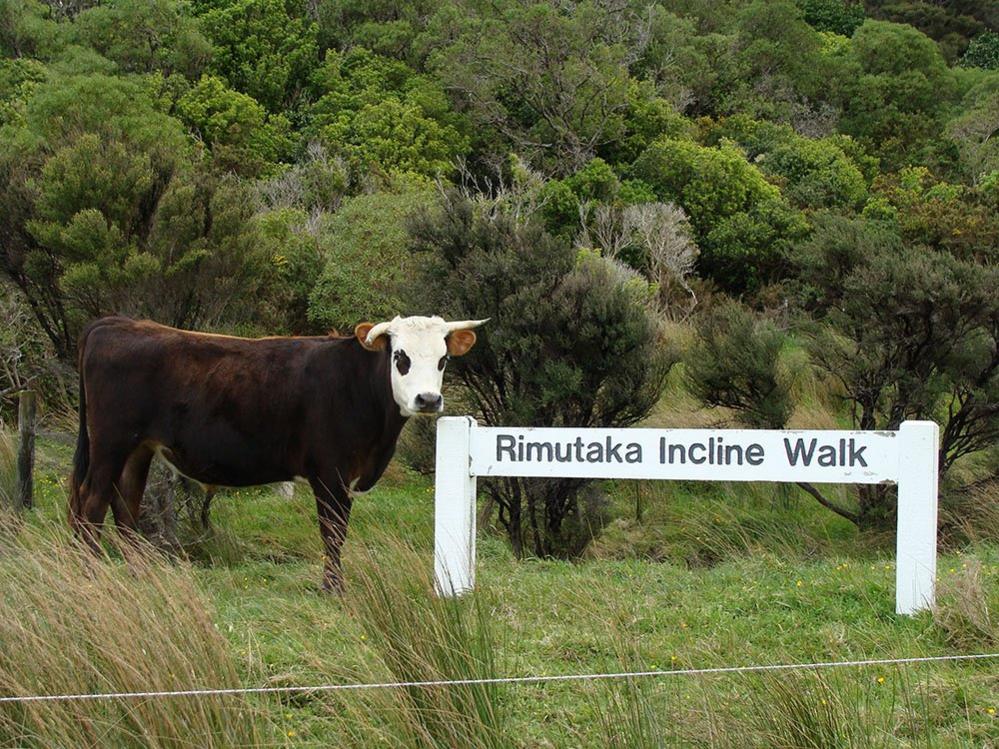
1 652 995 704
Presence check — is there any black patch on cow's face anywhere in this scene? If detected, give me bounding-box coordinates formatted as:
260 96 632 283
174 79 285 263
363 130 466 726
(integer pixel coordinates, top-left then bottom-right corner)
394 349 411 376
438 353 449 371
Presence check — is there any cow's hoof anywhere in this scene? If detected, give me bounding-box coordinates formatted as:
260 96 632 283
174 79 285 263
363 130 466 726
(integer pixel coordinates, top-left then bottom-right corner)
319 579 344 596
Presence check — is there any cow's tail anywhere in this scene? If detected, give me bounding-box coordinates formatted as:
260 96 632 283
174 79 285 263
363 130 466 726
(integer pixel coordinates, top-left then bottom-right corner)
69 327 94 528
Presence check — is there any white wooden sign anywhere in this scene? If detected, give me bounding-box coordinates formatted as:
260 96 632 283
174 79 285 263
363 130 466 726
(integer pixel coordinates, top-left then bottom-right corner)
434 418 939 616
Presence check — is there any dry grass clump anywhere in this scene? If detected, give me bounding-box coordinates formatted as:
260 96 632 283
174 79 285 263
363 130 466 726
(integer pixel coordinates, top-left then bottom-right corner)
933 559 997 652
0 520 275 748
0 429 16 509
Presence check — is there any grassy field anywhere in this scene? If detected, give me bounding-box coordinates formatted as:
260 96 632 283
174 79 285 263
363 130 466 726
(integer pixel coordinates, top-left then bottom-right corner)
0 425 995 748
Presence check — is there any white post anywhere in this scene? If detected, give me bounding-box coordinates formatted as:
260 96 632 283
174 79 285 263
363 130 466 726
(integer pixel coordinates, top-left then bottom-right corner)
895 420 939 615
434 417 477 596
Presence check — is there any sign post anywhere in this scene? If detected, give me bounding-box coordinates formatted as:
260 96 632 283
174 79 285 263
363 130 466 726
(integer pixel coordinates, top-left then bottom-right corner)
434 419 940 615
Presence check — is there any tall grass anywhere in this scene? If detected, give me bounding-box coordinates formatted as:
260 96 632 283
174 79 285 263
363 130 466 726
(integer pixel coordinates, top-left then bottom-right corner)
0 520 276 748
933 559 997 651
327 537 512 748
0 429 16 508
742 670 899 748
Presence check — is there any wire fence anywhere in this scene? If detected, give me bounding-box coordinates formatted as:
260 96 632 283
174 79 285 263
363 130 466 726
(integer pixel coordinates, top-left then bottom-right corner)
1 652 996 704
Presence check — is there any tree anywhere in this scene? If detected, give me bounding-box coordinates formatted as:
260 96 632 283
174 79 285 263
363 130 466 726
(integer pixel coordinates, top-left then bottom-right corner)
704 115 868 210
0 73 276 358
631 137 807 292
405 193 674 558
797 214 999 525
838 20 958 167
306 47 468 182
175 74 294 177
623 203 698 318
72 0 212 79
307 188 433 332
946 77 999 183
0 0 64 60
195 0 318 111
429 0 641 174
798 0 866 36
864 0 989 63
961 31 999 70
869 167 998 260
575 200 699 318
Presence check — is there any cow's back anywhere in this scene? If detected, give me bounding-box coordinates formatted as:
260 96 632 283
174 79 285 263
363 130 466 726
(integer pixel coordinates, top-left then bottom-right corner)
79 317 336 486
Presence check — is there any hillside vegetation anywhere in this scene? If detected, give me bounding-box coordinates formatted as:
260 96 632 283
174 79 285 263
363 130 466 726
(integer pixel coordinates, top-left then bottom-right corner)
0 0 997 745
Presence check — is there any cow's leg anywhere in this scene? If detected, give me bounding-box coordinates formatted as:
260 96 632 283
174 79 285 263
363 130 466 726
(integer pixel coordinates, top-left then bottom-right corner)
110 444 154 542
310 475 353 593
73 443 132 552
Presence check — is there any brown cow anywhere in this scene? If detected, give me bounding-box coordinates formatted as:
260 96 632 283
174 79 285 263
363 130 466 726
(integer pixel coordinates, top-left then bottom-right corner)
69 315 486 590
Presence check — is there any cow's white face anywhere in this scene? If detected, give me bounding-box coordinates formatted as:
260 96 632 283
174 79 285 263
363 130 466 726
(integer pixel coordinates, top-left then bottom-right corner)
355 316 487 417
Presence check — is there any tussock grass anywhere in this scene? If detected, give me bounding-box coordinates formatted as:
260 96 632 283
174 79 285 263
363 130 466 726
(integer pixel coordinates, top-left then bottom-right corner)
744 670 905 748
0 520 276 748
0 429 16 509
590 481 855 566
933 559 997 652
940 478 999 548
326 537 512 748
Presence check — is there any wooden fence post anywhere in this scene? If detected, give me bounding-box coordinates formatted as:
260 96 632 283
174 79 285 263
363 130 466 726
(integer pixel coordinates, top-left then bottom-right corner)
17 390 36 511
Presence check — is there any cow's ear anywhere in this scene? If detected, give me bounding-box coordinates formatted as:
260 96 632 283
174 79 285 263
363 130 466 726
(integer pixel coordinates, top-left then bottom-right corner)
355 322 388 351
446 329 477 357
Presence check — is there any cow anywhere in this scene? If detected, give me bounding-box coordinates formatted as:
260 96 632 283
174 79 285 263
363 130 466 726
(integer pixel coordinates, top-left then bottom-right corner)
68 314 487 591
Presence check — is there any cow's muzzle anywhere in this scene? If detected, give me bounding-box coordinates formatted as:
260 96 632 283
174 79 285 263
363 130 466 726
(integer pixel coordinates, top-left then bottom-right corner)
413 392 444 413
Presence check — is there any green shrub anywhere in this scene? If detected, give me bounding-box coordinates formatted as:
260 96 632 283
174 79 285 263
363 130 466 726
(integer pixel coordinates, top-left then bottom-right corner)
961 31 999 70
307 188 433 332
684 300 793 430
631 137 806 292
405 194 675 558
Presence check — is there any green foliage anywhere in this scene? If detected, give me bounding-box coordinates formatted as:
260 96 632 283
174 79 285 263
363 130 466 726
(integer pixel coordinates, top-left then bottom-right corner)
250 208 322 334
307 189 433 332
307 47 467 182
961 31 999 70
195 0 318 111
430 0 635 173
705 116 869 209
315 0 437 61
631 137 807 292
797 0 866 36
0 0 64 60
685 300 793 430
176 74 294 176
796 214 999 523
0 73 277 357
839 19 958 166
870 167 998 259
946 75 999 182
865 0 990 63
72 0 212 78
405 194 674 558
737 0 823 87
0 56 46 126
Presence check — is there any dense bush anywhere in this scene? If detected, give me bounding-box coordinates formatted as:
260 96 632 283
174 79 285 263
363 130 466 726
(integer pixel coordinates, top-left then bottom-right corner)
306 47 468 182
631 137 807 291
405 194 675 557
307 188 433 332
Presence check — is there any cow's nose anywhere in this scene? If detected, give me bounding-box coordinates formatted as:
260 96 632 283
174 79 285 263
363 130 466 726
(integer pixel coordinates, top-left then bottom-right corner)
414 392 443 412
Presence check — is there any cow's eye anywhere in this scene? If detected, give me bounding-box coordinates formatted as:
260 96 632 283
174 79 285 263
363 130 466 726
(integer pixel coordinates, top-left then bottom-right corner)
438 354 450 371
394 350 411 375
